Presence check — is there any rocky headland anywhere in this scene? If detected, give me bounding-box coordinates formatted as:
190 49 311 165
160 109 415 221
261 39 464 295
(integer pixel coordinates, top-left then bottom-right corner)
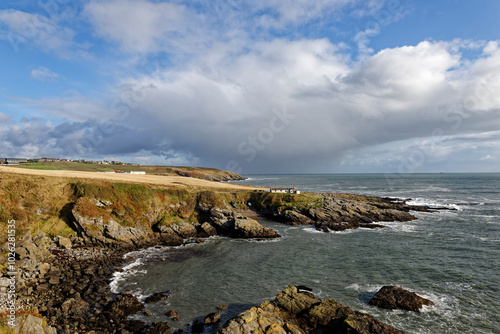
0 172 443 333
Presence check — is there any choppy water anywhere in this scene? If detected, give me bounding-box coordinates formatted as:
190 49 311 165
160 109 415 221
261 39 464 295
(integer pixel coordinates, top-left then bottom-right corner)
111 174 500 333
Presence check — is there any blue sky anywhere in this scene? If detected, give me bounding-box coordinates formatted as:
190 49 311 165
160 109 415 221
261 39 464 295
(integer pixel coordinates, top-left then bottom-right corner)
0 0 499 173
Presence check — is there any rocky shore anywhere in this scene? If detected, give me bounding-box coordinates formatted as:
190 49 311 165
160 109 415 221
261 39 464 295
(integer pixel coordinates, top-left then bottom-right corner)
218 285 404 334
1 174 446 333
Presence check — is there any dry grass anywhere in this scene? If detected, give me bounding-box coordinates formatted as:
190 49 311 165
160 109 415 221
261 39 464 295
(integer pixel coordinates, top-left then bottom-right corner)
1 166 262 191
14 161 245 181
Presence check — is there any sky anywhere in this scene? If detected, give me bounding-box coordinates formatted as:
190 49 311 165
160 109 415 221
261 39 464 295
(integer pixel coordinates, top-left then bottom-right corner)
0 0 499 174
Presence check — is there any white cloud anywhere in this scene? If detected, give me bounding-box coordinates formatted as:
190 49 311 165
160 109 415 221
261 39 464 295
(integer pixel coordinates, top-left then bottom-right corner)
84 0 199 54
254 0 356 28
0 9 88 58
0 112 12 123
30 66 59 81
13 95 111 123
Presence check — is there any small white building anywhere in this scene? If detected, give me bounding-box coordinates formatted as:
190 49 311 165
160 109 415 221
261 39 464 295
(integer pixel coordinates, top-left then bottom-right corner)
126 171 146 175
269 187 300 194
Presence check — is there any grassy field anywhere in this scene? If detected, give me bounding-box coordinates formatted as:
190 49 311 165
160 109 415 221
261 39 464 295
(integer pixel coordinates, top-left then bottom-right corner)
13 161 244 181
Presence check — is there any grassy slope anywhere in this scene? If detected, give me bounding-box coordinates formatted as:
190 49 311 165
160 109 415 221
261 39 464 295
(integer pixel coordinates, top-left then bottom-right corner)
0 172 321 240
14 161 244 180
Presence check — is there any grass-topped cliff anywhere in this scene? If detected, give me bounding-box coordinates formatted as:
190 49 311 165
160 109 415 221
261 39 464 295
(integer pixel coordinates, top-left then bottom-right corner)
0 172 320 242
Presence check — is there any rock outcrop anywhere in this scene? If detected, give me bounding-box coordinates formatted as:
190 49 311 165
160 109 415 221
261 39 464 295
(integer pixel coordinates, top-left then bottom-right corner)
369 286 434 312
206 208 280 239
218 285 403 334
254 193 447 232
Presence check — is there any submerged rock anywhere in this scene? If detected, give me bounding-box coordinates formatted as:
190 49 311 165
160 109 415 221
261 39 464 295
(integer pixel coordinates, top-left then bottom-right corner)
218 285 403 334
145 291 170 304
369 286 434 312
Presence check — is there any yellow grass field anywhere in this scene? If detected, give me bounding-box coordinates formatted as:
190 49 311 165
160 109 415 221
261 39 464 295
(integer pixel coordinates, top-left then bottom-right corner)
0 166 264 191
0 166 262 191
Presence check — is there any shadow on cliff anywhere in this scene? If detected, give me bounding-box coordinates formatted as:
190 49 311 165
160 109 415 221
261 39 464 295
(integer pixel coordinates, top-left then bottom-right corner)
58 202 80 233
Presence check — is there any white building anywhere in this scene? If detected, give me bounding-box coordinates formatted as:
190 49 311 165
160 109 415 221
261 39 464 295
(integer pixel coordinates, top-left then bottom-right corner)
126 171 146 175
269 187 300 194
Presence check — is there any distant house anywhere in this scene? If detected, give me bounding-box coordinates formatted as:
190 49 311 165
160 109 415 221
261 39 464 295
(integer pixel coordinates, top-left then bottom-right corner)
1 158 28 165
125 171 146 175
269 187 300 194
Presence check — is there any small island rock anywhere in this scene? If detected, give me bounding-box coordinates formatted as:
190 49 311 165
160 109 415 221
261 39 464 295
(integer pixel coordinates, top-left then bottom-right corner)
369 286 434 312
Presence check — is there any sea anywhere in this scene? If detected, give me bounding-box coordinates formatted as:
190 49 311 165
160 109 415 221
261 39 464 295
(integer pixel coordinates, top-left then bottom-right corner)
110 173 500 334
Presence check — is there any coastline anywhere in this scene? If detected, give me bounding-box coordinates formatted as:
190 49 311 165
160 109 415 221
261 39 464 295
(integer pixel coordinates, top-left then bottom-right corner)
0 170 445 333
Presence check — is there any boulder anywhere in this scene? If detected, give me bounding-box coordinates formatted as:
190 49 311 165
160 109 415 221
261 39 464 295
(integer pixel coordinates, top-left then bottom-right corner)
104 219 148 242
209 208 236 231
169 221 198 239
369 286 434 312
218 285 403 334
204 311 221 324
57 237 72 249
145 322 171 334
165 310 178 317
198 222 218 237
233 218 280 239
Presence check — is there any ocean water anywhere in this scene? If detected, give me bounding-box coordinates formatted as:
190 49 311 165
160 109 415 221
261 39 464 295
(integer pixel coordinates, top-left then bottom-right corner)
110 174 500 333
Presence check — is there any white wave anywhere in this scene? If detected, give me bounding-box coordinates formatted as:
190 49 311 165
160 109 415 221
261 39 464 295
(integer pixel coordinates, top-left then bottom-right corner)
109 257 146 293
302 227 325 234
406 198 462 211
344 283 383 292
109 244 185 293
376 221 418 233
